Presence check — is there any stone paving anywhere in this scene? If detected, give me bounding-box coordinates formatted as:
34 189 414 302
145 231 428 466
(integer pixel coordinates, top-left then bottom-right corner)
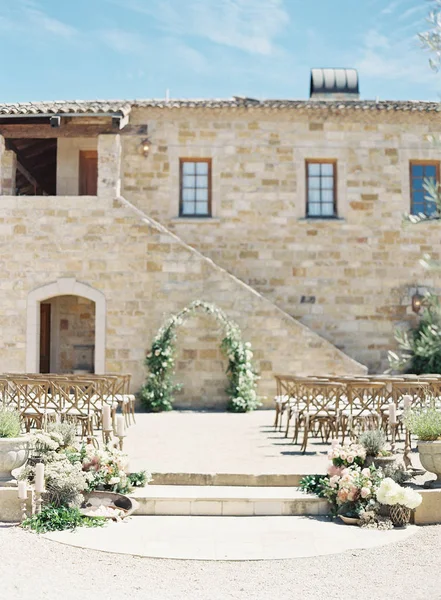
44 515 417 560
125 409 421 475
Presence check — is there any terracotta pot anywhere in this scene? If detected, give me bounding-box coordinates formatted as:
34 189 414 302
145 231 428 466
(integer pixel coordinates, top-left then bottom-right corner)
418 440 441 487
339 515 361 526
389 504 411 528
373 456 396 469
80 490 138 518
0 436 29 486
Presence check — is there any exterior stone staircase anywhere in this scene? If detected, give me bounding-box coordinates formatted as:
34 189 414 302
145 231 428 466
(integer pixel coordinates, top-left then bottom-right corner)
130 474 329 517
116 195 367 401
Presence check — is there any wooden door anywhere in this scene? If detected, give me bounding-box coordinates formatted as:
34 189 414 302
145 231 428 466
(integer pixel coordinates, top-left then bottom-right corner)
39 303 51 374
79 150 98 195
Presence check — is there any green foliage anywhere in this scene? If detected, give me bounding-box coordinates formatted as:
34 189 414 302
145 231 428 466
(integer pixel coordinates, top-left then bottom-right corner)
389 294 441 374
299 474 328 498
358 429 387 457
139 300 260 413
127 470 150 488
22 504 105 534
0 408 21 438
404 405 441 441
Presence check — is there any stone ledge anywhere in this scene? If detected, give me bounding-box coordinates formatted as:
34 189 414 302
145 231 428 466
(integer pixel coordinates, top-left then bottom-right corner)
170 217 221 224
0 487 33 522
413 488 441 525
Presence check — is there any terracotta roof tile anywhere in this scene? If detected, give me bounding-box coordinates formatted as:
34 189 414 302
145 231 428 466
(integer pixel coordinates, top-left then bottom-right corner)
0 98 439 115
0 100 132 117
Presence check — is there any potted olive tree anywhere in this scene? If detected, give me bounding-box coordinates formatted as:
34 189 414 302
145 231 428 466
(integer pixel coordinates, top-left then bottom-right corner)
359 429 396 469
405 405 441 488
0 408 29 486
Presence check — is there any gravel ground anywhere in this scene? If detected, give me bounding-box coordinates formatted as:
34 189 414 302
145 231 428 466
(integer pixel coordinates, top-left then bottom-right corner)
1 523 440 600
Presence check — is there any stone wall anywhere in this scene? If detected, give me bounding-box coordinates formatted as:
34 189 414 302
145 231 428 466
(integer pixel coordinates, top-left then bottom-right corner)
121 107 441 371
0 192 365 406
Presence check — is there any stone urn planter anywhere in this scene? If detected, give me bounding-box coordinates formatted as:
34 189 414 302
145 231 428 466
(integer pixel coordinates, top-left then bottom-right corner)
0 436 30 487
418 440 441 488
364 455 396 470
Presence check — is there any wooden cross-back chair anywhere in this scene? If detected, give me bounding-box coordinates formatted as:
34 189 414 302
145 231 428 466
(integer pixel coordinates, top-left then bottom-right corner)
12 378 53 432
273 374 298 432
0 378 12 408
297 380 344 453
391 380 431 409
50 379 96 438
340 381 386 443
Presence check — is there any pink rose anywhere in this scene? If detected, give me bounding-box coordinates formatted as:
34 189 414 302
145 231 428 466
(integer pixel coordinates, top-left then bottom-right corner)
327 464 344 477
361 468 371 477
361 487 371 499
338 489 348 502
347 455 354 464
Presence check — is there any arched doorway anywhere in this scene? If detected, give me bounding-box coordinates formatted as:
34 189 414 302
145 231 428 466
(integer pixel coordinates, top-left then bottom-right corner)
26 278 106 374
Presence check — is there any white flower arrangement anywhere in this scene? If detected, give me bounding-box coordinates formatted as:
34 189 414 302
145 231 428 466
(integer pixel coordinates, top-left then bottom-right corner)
376 478 422 510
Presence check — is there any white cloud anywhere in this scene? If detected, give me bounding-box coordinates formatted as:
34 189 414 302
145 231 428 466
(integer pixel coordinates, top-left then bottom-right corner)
355 29 437 90
24 8 77 37
398 5 427 21
0 1 77 39
106 0 290 56
381 0 405 15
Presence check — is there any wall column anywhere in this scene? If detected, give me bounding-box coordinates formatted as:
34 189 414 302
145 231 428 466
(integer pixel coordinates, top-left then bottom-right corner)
97 134 121 199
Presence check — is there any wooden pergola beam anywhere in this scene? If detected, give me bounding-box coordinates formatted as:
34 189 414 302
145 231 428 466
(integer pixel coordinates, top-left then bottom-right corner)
5 139 49 194
0 123 118 138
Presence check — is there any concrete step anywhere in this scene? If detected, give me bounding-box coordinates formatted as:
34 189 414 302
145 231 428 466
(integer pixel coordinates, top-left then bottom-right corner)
150 472 311 487
130 485 329 516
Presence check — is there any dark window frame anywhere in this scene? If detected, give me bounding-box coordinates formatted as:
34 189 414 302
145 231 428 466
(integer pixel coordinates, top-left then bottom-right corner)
305 159 338 218
179 158 212 217
409 160 440 217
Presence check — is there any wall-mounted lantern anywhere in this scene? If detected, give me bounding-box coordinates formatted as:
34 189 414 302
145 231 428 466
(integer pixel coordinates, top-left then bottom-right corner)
139 138 151 158
411 290 424 314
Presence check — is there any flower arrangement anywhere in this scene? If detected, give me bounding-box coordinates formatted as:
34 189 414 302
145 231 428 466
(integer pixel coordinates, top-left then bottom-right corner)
78 444 152 494
327 442 366 472
138 300 260 413
20 424 150 521
322 465 383 518
376 478 422 510
300 441 422 527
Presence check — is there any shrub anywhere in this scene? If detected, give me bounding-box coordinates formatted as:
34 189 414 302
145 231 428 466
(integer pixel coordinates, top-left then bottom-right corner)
359 429 387 457
0 408 21 438
22 504 105 533
404 406 441 441
299 474 328 498
389 294 441 374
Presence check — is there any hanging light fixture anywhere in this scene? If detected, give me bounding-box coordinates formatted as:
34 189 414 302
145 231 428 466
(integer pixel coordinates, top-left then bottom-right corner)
139 138 151 157
411 289 424 314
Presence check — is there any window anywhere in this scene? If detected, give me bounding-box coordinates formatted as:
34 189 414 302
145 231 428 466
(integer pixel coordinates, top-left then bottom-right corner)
179 159 212 217
306 160 337 218
410 161 439 216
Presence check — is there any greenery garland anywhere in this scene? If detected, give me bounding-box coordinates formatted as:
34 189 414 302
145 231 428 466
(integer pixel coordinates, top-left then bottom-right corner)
138 300 260 413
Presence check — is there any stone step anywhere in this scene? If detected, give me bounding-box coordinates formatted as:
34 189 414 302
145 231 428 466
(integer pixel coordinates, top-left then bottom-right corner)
150 472 311 487
130 485 329 516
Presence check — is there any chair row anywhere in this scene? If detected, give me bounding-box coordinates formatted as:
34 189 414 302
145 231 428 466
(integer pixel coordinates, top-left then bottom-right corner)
0 373 136 436
273 375 438 452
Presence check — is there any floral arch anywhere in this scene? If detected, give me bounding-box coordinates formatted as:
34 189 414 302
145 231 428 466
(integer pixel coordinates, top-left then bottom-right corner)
139 301 260 412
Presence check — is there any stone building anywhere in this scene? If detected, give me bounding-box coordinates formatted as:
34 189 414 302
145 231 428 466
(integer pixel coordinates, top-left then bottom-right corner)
1 72 440 407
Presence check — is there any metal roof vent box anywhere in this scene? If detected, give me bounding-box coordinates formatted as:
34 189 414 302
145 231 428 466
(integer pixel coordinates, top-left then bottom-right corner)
310 68 359 100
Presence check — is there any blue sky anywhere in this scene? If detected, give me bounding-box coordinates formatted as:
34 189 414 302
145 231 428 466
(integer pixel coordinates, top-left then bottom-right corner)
0 0 438 102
